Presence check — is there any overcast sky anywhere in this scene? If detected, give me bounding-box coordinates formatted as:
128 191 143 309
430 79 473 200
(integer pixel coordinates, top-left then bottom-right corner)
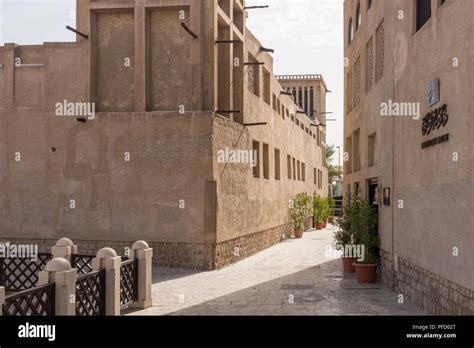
0 0 343 157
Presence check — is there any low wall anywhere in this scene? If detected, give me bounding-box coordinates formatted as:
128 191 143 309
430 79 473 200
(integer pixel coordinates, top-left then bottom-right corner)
381 249 473 315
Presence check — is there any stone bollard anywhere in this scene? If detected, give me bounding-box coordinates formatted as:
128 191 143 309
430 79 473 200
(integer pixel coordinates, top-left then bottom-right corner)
51 238 78 263
92 248 121 316
0 286 5 316
130 241 153 309
38 258 77 316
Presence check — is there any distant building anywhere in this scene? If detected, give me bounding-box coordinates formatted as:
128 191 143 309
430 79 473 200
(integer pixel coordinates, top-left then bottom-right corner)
277 74 330 193
277 74 328 123
344 0 472 314
0 0 328 270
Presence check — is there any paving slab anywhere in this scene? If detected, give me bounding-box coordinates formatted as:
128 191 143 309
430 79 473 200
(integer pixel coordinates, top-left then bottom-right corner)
127 226 425 316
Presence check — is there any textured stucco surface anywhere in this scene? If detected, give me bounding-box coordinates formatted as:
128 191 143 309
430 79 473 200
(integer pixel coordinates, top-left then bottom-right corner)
95 12 135 112
343 0 473 306
149 10 192 111
0 112 213 245
212 116 324 244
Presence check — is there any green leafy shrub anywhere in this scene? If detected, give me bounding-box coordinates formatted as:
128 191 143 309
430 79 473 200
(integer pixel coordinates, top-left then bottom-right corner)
335 199 379 264
291 193 311 229
312 195 326 224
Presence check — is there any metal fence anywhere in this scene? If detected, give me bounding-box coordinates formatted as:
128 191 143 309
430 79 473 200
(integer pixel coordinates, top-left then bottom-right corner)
0 253 52 292
71 254 95 275
332 196 343 217
75 269 106 316
2 282 55 316
0 239 151 316
120 258 138 309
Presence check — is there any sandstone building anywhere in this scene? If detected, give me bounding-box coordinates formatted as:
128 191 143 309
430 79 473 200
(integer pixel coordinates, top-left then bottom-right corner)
344 0 473 314
0 0 328 270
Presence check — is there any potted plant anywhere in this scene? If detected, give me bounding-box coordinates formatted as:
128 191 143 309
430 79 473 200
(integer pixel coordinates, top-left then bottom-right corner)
333 224 354 273
351 200 379 283
291 193 311 238
312 195 326 230
334 200 358 273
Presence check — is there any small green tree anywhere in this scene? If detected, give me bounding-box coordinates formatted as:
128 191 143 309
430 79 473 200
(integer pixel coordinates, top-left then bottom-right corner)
333 227 352 251
335 199 379 263
313 195 328 224
326 145 343 182
335 199 356 243
291 193 311 229
354 200 379 264
324 197 334 221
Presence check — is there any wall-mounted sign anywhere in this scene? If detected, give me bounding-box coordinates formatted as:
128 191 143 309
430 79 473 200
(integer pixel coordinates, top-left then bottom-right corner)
422 104 449 136
422 134 450 149
383 187 391 206
427 79 440 107
421 104 450 149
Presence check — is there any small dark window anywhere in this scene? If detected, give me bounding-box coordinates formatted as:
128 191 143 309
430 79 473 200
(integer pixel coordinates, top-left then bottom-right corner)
292 158 296 180
416 0 432 32
275 149 281 180
253 141 260 178
348 18 354 43
287 155 292 179
263 143 270 180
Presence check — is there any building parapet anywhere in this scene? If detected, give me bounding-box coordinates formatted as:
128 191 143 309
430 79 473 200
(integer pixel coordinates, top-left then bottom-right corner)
276 74 323 81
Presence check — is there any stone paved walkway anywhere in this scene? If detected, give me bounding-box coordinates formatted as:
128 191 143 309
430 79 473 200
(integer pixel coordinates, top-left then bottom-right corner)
128 226 424 316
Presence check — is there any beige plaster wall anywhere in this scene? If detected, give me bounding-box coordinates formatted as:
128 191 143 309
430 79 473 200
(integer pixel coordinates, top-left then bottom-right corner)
0 110 213 244
94 11 135 112
344 0 473 290
149 9 193 111
213 30 328 244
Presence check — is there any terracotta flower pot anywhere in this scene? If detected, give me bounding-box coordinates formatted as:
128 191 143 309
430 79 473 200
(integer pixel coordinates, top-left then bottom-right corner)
294 227 304 239
341 257 356 273
354 263 378 283
328 217 335 224
323 222 327 228
315 222 325 230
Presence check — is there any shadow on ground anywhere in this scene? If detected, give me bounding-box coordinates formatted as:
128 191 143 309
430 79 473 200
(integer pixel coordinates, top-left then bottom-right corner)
161 259 424 316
